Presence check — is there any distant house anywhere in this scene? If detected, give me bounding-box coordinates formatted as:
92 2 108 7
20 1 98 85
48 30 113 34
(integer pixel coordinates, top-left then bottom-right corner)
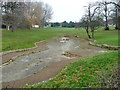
1 24 12 30
45 23 52 27
32 25 39 28
2 24 6 29
108 19 115 26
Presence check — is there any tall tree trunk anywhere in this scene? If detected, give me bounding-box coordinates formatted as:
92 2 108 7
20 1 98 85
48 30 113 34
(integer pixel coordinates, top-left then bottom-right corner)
118 16 120 30
91 24 94 39
105 15 109 30
105 2 109 30
85 26 91 39
115 5 119 30
12 26 15 32
117 3 120 30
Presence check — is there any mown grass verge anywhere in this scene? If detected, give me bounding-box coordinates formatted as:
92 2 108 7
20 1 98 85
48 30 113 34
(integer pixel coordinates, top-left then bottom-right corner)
2 28 86 52
2 27 118 51
29 51 118 88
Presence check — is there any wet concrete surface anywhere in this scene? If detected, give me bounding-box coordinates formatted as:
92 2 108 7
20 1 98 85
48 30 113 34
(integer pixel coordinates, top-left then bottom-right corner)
1 37 108 83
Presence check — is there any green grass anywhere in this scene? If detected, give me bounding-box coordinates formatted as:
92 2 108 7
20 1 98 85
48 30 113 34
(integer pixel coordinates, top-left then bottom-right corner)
30 51 118 88
2 28 86 51
94 30 118 46
2 27 118 52
95 26 116 31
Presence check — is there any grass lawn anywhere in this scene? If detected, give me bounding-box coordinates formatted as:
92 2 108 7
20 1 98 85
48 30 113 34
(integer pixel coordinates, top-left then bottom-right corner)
2 27 118 52
2 27 86 52
95 26 116 31
29 51 118 88
94 30 118 46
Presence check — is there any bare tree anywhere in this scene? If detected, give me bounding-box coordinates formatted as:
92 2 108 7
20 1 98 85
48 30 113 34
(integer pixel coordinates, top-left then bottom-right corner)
99 1 110 30
115 5 119 30
118 2 120 30
99 0 120 30
24 2 53 29
24 2 38 29
34 2 43 27
2 1 53 31
109 1 120 30
2 2 26 32
84 3 100 39
41 3 53 27
79 15 91 39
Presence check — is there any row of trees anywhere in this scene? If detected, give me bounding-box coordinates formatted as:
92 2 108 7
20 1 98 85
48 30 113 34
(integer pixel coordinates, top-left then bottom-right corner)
47 21 76 28
2 1 53 32
78 0 120 39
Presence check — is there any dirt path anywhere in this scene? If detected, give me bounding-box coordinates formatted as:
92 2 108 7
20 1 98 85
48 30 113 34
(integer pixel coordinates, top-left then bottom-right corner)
2 37 110 88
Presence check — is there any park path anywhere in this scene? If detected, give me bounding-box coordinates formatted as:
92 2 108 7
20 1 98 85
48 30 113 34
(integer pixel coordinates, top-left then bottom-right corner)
1 36 110 88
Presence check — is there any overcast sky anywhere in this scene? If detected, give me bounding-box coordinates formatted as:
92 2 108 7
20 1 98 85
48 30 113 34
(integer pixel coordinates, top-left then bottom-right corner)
41 0 105 22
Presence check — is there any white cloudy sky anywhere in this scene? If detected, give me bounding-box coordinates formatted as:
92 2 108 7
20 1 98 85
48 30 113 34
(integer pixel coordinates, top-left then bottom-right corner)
41 0 113 22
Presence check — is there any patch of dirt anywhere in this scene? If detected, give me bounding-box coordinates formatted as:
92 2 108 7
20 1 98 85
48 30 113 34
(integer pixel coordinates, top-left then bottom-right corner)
62 51 81 57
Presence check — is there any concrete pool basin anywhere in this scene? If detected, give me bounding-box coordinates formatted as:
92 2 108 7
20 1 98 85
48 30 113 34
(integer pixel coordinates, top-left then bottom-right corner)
2 37 108 83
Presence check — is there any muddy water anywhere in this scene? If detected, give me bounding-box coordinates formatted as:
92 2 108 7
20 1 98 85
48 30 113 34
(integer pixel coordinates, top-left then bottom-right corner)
2 38 108 82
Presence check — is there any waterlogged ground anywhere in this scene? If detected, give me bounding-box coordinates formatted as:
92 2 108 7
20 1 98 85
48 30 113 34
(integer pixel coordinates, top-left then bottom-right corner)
2 37 108 83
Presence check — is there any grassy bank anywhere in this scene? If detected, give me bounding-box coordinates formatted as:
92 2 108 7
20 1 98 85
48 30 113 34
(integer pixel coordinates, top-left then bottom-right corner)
2 27 118 51
30 51 118 88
